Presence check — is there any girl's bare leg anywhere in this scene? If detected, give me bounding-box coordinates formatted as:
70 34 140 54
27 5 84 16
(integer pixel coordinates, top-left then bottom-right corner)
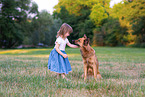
57 74 61 79
61 73 66 79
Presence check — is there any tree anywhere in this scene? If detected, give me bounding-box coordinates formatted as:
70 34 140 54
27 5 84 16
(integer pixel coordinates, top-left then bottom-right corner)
102 18 128 46
53 0 111 44
90 3 108 26
54 0 145 47
31 10 62 46
132 16 145 47
0 0 38 48
110 0 145 46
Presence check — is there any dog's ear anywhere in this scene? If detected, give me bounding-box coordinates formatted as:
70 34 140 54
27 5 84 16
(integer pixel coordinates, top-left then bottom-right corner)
84 38 90 46
87 38 90 43
83 38 91 51
84 34 87 39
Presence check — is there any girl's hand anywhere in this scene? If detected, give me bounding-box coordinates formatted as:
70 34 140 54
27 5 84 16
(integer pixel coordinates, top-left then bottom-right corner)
62 54 68 58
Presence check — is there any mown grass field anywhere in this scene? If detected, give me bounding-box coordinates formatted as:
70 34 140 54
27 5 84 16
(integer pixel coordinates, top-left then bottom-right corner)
0 47 145 97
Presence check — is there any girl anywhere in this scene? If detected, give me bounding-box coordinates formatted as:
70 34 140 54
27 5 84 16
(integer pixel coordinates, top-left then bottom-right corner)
48 23 78 80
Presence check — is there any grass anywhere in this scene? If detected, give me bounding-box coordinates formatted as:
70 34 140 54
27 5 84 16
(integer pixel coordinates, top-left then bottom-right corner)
0 47 145 97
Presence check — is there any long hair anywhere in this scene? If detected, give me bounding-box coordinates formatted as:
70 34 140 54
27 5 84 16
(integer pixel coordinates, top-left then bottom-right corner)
56 23 73 38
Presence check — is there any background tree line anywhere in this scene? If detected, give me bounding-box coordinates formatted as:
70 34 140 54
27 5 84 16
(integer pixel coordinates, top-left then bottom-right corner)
0 0 145 48
0 0 62 48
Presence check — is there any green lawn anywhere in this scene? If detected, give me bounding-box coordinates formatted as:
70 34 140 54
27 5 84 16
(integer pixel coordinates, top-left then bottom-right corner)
0 47 145 97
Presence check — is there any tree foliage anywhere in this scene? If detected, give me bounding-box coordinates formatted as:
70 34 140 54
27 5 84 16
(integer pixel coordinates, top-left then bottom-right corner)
31 10 62 46
0 0 145 48
0 0 38 48
90 3 108 25
102 18 128 46
110 0 145 46
54 0 145 47
0 0 61 48
132 16 145 46
53 0 110 43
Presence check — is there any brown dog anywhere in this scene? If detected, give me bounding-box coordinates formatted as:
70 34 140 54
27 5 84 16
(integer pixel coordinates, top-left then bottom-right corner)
74 34 102 81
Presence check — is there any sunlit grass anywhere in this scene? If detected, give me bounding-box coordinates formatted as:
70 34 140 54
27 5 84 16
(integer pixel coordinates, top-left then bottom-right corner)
0 48 52 55
0 47 145 96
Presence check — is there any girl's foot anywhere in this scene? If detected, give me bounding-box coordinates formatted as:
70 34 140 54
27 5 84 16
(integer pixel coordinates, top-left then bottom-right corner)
57 74 61 79
61 74 70 81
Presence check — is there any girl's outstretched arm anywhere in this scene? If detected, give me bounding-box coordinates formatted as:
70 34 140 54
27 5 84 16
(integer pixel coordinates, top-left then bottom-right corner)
67 42 79 48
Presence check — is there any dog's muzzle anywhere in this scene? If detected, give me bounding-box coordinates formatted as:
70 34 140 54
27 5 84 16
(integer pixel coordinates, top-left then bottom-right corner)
72 40 80 47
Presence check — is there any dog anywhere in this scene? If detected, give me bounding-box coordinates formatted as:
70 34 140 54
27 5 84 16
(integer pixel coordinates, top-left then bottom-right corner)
74 34 102 81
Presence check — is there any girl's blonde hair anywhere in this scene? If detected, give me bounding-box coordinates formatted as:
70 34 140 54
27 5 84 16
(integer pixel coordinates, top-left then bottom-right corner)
56 23 73 38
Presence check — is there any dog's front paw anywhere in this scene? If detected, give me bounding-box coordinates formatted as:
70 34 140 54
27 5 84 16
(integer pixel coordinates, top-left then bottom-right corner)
84 77 87 81
81 74 84 78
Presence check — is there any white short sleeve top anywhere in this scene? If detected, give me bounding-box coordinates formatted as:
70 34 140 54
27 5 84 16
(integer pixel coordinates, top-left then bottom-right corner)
54 36 69 51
